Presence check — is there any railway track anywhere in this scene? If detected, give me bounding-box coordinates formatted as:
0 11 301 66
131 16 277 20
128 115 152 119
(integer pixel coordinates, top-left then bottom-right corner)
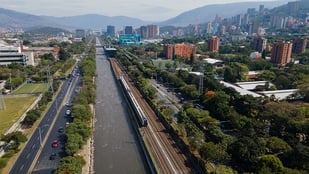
110 58 195 174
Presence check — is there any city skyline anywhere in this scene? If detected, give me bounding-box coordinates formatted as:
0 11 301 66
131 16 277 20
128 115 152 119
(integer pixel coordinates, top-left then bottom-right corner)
2 0 282 21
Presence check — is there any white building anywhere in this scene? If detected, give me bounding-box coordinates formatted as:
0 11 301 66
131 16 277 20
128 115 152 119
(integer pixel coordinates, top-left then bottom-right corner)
0 40 34 66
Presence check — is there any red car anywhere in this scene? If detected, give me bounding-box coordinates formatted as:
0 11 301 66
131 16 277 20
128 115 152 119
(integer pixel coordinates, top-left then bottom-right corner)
52 140 59 148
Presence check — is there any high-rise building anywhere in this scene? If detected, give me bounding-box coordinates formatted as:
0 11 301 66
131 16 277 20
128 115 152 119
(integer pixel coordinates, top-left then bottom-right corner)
259 5 265 15
75 29 86 38
252 37 267 52
106 25 116 37
164 44 195 59
288 1 300 14
147 24 159 38
247 8 256 16
124 26 133 34
206 22 213 35
271 41 293 66
292 38 307 54
207 36 220 52
140 26 148 39
242 14 249 26
164 44 174 59
233 14 243 26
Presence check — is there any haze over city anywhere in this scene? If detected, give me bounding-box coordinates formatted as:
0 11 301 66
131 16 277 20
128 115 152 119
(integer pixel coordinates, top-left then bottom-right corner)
2 0 282 21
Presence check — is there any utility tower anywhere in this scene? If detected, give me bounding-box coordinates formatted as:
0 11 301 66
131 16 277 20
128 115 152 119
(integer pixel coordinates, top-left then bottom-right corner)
46 66 58 110
0 91 6 110
199 63 204 95
46 66 53 92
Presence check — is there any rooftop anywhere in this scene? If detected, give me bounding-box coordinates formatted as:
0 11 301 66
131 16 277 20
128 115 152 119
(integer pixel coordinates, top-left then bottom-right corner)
235 81 274 90
220 81 263 98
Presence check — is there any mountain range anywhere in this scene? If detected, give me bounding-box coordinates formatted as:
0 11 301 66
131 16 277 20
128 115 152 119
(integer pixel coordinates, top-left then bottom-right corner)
0 0 293 31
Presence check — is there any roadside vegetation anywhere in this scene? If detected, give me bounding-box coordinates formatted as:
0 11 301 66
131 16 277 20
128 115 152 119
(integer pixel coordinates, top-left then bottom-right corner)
0 131 27 170
55 39 96 174
11 83 48 94
0 97 37 134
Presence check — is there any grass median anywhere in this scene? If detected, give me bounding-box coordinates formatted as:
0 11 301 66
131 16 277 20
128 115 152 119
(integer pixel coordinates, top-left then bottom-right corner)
12 83 48 94
0 96 37 135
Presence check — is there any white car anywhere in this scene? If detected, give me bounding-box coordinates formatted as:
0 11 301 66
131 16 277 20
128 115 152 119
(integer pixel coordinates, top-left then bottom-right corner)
65 109 71 115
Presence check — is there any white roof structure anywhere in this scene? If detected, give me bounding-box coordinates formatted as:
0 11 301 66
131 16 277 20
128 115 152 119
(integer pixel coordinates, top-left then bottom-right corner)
189 72 203 76
220 81 263 97
0 40 21 53
258 89 298 100
203 58 223 64
176 68 189 71
235 81 274 90
0 80 5 90
248 71 260 75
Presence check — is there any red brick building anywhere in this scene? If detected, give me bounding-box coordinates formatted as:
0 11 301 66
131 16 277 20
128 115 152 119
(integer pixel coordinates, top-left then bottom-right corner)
164 44 195 59
207 36 220 52
271 41 293 66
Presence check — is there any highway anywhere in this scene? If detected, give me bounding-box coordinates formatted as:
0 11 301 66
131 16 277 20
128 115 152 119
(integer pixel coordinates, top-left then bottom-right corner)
150 80 180 122
9 65 81 174
32 67 81 173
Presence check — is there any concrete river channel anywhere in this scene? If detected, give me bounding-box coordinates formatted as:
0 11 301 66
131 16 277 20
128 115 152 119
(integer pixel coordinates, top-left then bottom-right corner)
94 40 150 173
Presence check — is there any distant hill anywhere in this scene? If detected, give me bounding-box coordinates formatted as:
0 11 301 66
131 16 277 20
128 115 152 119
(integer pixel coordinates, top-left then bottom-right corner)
0 0 299 30
24 27 71 35
270 0 309 18
159 0 291 26
0 8 56 29
0 8 149 30
41 14 149 30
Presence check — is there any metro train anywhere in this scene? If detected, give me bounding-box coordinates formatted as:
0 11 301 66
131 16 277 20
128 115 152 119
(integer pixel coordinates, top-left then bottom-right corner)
120 76 148 126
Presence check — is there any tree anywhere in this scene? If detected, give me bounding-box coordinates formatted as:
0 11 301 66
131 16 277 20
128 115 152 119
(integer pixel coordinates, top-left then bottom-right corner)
258 155 284 173
273 75 293 90
1 131 27 150
21 109 41 126
165 62 172 70
55 156 85 174
65 133 83 156
224 66 236 83
199 142 230 163
297 76 309 102
258 70 276 81
202 91 231 120
266 137 292 154
72 104 92 122
180 84 199 99
228 137 266 172
58 48 71 61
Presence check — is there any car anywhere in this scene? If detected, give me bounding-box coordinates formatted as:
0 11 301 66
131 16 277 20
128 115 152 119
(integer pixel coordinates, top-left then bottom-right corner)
58 127 64 133
52 140 59 148
65 109 71 115
49 153 56 160
65 103 72 107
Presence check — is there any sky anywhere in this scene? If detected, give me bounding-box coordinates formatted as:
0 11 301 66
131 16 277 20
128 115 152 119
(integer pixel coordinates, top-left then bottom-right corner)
2 0 278 21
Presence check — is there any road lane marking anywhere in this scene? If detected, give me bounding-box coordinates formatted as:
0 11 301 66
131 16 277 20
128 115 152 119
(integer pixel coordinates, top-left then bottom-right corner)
32 144 36 149
26 154 30 159
20 165 24 171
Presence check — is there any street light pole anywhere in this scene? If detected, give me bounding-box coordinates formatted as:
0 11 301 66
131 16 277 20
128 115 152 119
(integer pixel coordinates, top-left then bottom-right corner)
38 124 49 147
38 127 42 147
